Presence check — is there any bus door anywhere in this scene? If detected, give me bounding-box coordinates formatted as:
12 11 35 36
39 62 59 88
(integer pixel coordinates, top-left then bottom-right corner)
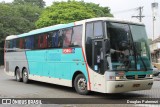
92 39 105 74
92 39 107 91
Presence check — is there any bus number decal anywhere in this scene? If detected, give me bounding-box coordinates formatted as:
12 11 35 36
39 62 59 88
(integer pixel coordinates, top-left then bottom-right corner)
63 48 75 54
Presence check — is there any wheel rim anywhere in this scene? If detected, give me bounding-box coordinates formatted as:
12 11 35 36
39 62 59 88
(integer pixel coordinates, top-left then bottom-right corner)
23 71 28 79
77 78 87 91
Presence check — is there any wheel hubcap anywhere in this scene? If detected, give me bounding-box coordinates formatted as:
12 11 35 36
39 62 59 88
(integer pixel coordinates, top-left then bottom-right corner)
24 71 27 79
78 78 87 91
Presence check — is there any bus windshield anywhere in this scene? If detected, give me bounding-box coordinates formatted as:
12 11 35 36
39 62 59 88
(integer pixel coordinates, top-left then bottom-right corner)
107 22 152 71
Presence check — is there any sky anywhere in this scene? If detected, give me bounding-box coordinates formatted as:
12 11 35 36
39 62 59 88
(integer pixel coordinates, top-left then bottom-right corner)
1 0 160 39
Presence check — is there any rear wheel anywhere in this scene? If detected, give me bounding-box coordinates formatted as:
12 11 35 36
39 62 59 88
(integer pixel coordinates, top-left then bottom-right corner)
16 68 22 82
74 74 89 95
22 69 29 83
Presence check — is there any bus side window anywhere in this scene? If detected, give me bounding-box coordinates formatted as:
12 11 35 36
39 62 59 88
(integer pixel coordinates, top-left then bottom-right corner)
10 40 13 50
16 39 20 50
47 32 58 48
52 31 59 48
13 39 16 48
71 26 82 47
31 36 34 49
38 35 43 49
25 37 30 49
47 32 53 48
63 28 72 48
38 35 42 48
86 23 93 44
38 34 47 49
34 35 39 49
19 38 24 49
58 30 64 48
85 22 93 67
94 21 103 37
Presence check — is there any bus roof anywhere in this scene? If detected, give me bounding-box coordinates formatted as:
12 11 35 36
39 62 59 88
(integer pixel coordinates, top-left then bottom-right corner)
6 17 144 40
85 17 144 25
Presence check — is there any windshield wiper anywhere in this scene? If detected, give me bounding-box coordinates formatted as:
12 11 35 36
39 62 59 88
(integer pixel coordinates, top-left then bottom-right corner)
137 53 147 71
133 44 147 71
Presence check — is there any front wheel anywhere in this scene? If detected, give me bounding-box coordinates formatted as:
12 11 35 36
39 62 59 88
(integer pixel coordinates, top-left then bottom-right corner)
74 74 89 95
22 69 29 83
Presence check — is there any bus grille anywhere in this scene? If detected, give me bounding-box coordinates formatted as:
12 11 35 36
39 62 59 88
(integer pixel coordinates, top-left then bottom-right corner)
126 75 146 79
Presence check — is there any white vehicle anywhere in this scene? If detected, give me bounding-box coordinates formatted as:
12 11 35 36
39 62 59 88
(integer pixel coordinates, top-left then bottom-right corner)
4 17 153 94
152 65 160 76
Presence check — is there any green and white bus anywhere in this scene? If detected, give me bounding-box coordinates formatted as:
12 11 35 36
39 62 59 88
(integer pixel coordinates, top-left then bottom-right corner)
4 17 153 94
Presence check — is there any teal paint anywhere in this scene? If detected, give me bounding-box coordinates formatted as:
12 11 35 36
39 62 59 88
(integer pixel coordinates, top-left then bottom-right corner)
125 71 152 76
26 48 88 81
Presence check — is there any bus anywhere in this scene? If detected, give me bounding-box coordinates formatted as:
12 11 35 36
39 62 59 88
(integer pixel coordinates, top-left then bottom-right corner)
4 17 153 95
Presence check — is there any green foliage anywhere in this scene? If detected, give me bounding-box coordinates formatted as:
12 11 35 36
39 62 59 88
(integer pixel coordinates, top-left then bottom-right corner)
85 2 113 17
0 3 42 38
0 2 43 65
13 0 45 8
36 1 113 28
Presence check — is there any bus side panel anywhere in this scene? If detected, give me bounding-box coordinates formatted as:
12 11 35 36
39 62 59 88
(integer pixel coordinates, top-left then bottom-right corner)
5 51 29 76
62 48 88 84
25 48 89 86
26 50 45 76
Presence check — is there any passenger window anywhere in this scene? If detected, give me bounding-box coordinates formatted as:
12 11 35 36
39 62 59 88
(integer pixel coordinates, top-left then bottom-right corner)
86 23 93 44
19 38 24 49
34 35 39 49
9 40 13 51
13 39 16 48
25 37 30 49
72 26 82 46
30 36 34 49
58 30 64 48
16 39 20 49
94 21 103 37
63 28 72 47
52 31 59 48
47 32 53 48
38 34 47 49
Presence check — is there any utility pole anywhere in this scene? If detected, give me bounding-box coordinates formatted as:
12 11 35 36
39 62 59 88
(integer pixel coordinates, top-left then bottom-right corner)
151 2 158 40
132 7 145 22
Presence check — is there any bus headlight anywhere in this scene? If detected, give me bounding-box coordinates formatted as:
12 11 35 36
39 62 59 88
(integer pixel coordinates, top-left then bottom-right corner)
116 76 120 80
115 76 126 80
146 74 153 78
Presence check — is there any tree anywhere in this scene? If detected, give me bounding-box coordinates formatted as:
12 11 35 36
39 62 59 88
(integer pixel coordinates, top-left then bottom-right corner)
85 2 113 17
0 3 42 36
0 2 42 65
36 1 113 28
13 0 45 8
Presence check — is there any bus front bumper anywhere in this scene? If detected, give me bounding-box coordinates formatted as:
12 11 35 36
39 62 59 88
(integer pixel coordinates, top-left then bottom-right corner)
106 79 153 93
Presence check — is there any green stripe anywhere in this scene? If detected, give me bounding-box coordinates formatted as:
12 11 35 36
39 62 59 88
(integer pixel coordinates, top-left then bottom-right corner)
125 71 152 75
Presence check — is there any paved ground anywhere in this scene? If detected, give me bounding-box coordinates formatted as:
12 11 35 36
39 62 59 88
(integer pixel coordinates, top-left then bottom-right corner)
0 67 160 107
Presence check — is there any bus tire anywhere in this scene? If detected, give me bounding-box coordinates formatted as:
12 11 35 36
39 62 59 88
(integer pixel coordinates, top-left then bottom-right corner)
22 69 29 83
74 74 89 95
15 68 22 82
